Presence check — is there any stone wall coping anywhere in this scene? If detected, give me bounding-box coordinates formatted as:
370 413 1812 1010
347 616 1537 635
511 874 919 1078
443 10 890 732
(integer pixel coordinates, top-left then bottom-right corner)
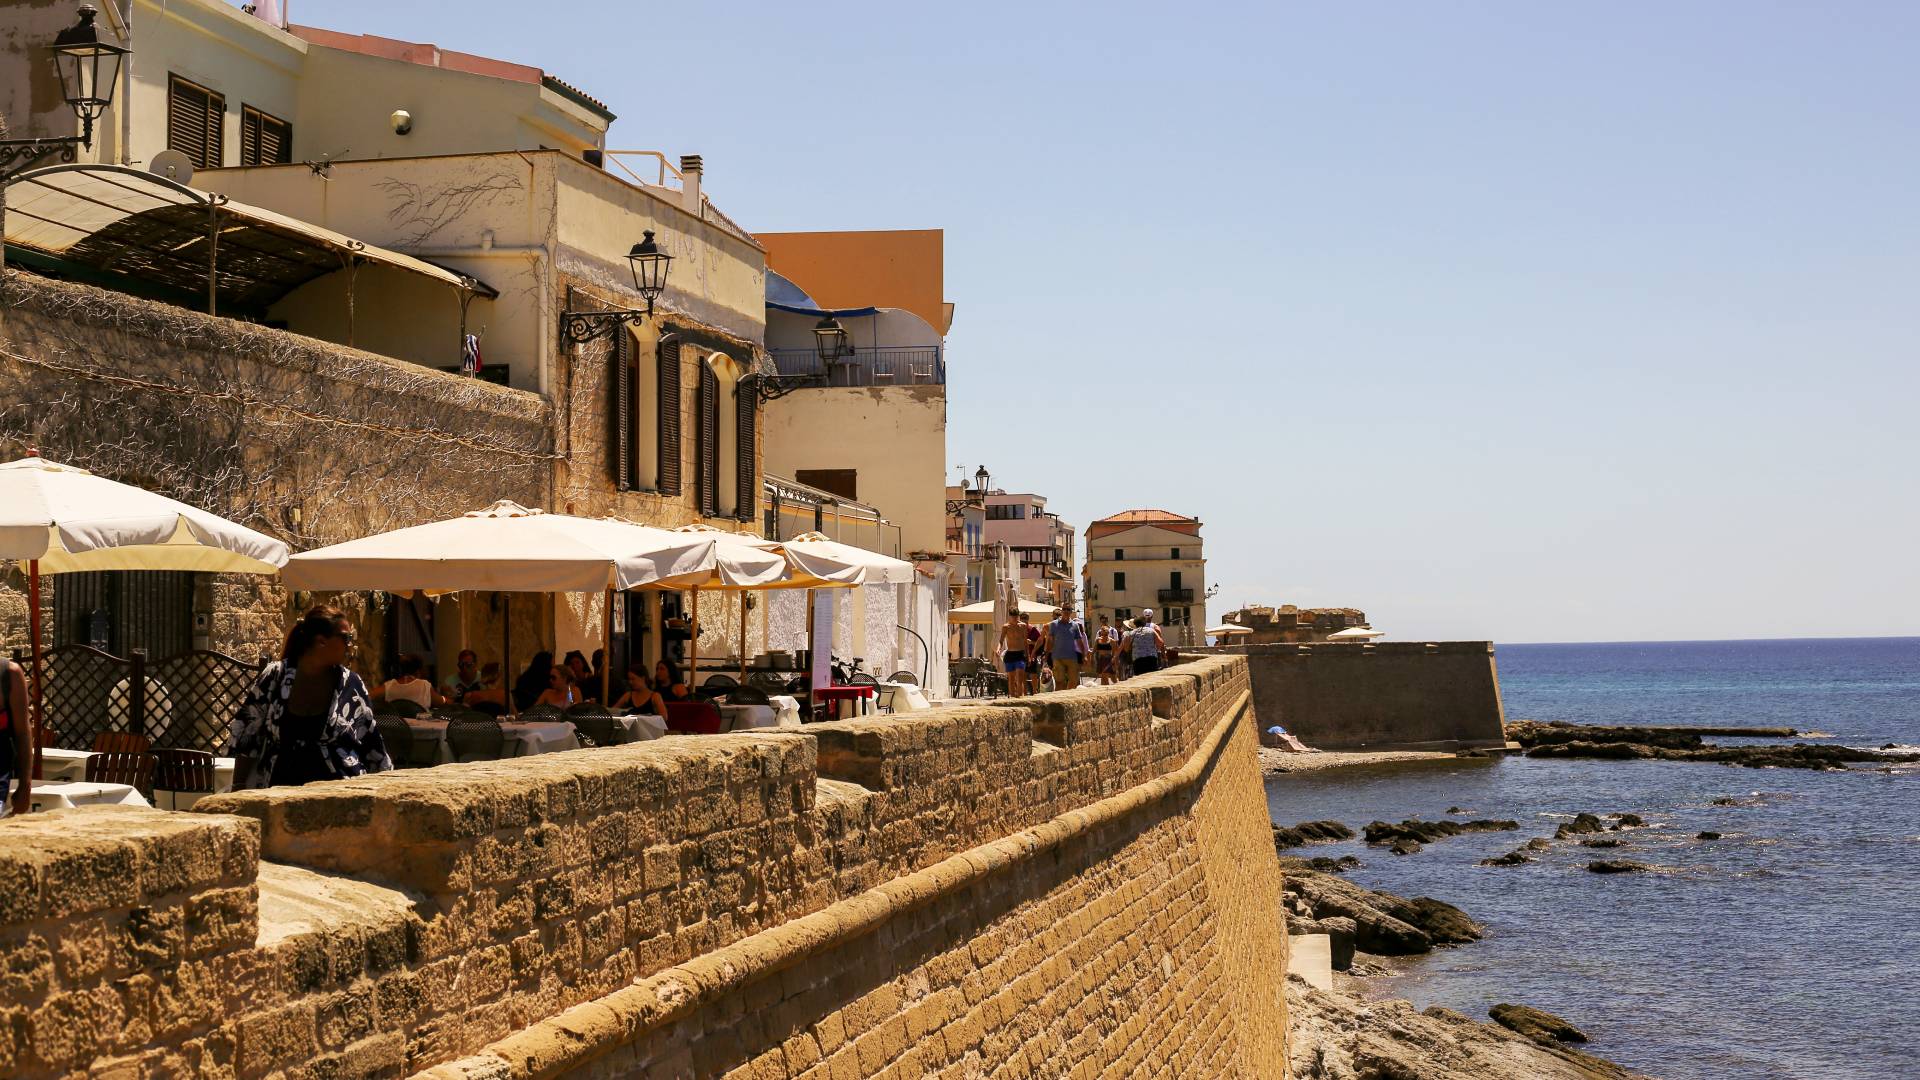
0 806 259 923
1192 641 1495 656
413 683 1256 1080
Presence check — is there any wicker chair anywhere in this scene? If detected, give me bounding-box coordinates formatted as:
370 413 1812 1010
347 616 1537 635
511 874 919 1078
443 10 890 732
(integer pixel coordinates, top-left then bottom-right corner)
702 673 738 690
746 671 789 696
447 716 507 762
85 750 156 797
386 699 425 719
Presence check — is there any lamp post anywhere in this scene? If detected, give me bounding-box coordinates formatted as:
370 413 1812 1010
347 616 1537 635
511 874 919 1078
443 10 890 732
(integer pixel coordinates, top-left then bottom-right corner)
812 315 851 364
559 229 674 343
3 5 130 325
974 465 991 498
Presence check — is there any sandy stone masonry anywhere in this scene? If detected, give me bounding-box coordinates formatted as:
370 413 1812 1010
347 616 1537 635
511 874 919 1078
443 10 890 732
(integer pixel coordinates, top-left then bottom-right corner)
0 655 1289 1078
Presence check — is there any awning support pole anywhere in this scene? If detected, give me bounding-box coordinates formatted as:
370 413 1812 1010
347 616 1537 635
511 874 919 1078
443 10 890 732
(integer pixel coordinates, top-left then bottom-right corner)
602 588 613 704
206 196 222 317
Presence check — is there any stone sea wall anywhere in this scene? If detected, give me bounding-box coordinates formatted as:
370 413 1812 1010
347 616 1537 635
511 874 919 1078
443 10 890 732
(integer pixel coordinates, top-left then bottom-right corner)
0 654 1289 1078
1193 641 1509 752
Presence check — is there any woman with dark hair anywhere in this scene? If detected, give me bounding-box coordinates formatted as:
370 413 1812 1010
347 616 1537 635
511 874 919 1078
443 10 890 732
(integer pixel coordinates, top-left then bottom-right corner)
611 668 667 717
563 650 597 702
230 606 392 789
655 659 691 703
512 651 555 712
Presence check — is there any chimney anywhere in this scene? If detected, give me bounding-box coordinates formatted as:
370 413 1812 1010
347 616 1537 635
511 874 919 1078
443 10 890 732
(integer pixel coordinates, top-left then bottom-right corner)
679 154 703 215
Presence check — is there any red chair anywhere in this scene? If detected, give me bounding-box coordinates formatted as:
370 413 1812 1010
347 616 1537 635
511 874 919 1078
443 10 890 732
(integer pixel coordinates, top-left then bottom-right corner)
664 701 723 734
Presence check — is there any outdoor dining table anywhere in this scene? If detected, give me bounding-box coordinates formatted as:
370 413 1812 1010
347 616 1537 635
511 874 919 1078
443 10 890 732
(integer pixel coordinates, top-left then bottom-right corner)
403 717 581 762
38 747 238 793
718 703 793 732
813 684 876 720
880 682 932 712
18 780 151 813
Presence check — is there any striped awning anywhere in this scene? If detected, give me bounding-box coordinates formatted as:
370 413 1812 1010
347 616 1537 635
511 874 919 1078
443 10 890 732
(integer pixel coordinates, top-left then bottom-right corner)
3 163 494 311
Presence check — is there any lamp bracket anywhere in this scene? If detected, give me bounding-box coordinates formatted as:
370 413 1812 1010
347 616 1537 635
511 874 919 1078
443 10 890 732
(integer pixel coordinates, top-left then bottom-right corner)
0 137 81 178
740 371 826 403
559 305 650 345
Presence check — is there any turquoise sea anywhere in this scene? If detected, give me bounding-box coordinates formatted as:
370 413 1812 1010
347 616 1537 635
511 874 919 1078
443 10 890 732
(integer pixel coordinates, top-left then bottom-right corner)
1265 637 1920 1080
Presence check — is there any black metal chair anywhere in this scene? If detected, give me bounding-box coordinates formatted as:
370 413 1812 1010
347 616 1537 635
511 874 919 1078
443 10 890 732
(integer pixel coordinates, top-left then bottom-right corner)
518 704 563 720
375 715 419 768
887 671 918 685
747 671 789 696
447 716 506 762
724 686 771 706
571 712 632 747
847 672 879 687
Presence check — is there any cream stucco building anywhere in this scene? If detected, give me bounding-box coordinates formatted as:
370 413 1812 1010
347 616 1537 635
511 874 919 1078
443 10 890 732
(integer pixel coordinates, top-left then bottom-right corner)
1082 509 1208 646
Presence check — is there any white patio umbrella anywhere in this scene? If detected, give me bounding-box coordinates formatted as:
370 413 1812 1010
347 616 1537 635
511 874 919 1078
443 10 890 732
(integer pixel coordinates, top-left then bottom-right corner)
1206 624 1254 638
1329 626 1385 640
283 502 739 707
662 525 848 689
779 532 916 586
948 597 1052 623
0 454 290 773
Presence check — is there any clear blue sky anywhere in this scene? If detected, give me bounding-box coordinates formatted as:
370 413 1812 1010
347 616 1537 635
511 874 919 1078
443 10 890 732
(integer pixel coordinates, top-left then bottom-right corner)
280 1 1919 643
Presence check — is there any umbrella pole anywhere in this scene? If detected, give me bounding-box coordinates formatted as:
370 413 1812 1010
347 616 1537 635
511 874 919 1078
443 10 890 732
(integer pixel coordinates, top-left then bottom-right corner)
602 588 613 704
689 588 699 694
739 597 747 681
28 559 44 781
504 593 515 718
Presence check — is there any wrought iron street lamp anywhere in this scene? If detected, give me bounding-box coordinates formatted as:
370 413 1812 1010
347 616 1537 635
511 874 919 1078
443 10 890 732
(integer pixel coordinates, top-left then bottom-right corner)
1 5 129 174
561 230 674 344
974 465 991 496
812 315 852 364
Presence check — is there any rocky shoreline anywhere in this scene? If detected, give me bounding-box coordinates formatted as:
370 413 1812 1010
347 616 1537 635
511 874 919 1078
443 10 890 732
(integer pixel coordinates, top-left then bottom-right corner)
1508 720 1920 770
1274 822 1653 1079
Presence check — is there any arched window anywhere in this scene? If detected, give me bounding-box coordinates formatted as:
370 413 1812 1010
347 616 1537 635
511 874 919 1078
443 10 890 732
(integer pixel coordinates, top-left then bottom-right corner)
698 352 745 518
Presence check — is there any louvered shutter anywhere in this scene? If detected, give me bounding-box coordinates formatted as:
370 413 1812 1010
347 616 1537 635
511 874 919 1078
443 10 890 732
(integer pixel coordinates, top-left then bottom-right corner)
168 77 224 169
241 107 292 166
735 383 756 522
697 362 720 518
611 330 633 489
657 337 682 495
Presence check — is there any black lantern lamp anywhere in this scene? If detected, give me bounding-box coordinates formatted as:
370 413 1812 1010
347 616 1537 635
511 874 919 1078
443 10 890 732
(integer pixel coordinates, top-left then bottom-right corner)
625 230 671 314
561 230 674 344
812 315 851 365
50 5 128 148
974 465 991 496
1 5 129 174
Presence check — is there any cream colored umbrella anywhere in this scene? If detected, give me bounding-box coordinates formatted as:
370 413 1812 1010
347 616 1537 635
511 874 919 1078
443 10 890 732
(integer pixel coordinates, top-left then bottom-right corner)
1328 626 1386 640
1206 624 1254 638
948 597 1051 623
780 531 916 585
662 525 841 691
0 454 291 775
284 502 735 708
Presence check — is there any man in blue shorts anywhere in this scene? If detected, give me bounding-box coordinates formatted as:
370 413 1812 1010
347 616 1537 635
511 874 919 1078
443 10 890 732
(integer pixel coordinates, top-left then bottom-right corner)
999 609 1030 696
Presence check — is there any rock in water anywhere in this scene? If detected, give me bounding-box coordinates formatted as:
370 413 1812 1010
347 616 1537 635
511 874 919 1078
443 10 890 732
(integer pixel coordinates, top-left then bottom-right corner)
1610 813 1645 827
1586 860 1650 874
1526 837 1553 850
1288 981 1647 1079
1389 838 1423 856
1481 849 1532 866
1274 819 1359 849
1555 813 1606 839
1696 831 1723 840
1401 897 1483 944
1579 838 1623 848
1490 1003 1591 1044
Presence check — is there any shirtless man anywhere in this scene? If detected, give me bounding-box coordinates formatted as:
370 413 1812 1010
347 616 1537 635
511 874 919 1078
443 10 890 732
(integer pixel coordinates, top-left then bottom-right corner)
999 610 1031 696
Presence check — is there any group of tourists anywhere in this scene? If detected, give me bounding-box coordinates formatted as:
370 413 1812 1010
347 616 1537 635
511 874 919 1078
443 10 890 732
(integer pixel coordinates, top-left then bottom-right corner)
997 604 1166 696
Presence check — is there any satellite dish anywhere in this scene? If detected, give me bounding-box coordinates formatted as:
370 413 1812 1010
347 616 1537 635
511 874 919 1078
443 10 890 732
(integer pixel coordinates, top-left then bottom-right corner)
148 149 194 184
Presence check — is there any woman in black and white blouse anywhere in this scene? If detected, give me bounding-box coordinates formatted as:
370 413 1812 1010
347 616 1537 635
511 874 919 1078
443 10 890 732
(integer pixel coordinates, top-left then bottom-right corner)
231 606 392 788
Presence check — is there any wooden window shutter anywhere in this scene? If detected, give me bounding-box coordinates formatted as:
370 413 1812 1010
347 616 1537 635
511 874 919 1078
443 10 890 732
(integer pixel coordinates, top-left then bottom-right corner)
697 362 720 517
611 330 633 489
167 76 224 169
656 337 682 495
241 106 292 166
735 383 756 522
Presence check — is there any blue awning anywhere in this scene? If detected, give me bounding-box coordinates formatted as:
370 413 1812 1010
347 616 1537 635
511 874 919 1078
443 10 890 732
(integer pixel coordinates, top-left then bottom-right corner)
768 300 881 319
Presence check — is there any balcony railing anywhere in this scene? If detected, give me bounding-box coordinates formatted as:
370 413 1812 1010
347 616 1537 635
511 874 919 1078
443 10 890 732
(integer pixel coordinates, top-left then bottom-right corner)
1158 588 1194 603
769 346 945 387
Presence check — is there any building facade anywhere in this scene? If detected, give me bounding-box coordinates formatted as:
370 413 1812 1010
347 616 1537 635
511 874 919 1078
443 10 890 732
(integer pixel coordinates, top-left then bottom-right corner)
1082 509 1208 645
979 487 1076 608
1217 604 1369 644
1 1 771 694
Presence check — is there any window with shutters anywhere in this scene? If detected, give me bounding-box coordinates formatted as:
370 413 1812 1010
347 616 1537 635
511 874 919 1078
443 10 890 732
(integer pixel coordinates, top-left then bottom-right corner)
239 105 292 165
1113 572 1127 591
611 329 636 490
657 337 682 495
167 75 225 169
697 359 721 517
734 379 756 522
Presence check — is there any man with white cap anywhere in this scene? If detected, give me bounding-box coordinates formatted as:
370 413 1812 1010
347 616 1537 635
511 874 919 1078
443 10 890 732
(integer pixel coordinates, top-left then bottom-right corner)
1128 608 1168 676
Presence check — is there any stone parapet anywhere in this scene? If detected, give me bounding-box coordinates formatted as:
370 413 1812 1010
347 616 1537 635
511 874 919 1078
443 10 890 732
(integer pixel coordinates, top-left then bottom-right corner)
0 654 1287 1078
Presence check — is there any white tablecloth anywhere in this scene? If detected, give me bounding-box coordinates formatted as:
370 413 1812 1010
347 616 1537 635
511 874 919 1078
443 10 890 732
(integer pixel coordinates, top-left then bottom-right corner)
38 747 237 792
16 780 150 813
719 704 785 731
407 718 580 762
618 713 669 741
768 695 802 726
880 683 931 712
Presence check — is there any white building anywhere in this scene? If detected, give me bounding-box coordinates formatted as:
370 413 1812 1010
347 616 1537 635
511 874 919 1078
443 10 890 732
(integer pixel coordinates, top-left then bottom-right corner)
1081 509 1208 646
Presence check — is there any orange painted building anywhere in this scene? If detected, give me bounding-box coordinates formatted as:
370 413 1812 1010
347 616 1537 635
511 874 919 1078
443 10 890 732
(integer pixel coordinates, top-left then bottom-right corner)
757 229 954 334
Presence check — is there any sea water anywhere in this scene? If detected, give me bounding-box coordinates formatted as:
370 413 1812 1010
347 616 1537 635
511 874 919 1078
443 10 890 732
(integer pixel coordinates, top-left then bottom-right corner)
1264 637 1920 1080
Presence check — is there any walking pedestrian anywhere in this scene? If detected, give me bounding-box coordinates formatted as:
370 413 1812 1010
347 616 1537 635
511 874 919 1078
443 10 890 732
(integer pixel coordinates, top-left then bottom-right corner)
1 655 30 816
1094 614 1121 685
1045 607 1089 691
999 608 1030 696
231 606 393 789
1129 608 1168 675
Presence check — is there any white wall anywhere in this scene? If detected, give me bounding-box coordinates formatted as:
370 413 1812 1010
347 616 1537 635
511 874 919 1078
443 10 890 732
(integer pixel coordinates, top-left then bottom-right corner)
761 385 948 556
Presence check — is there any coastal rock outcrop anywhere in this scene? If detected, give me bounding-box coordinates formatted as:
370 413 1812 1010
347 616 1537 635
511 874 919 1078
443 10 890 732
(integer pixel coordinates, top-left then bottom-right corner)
1586 860 1651 874
1696 831 1723 840
1363 818 1521 854
1274 819 1358 850
1283 865 1483 955
1481 849 1533 866
1491 1003 1591 1044
1554 813 1607 839
1288 980 1647 1079
1510 721 1920 771
1290 916 1358 969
